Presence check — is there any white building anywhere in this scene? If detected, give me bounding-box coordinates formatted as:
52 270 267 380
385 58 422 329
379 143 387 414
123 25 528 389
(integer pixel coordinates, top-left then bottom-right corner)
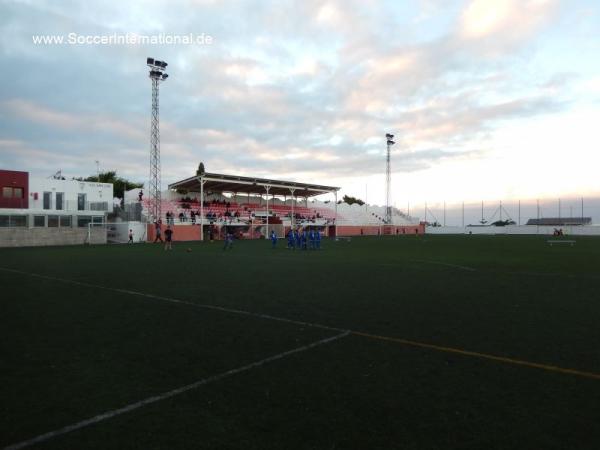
0 170 113 228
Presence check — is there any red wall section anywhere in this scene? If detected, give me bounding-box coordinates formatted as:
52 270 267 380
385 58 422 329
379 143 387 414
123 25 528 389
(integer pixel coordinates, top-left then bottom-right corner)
147 224 201 242
0 170 29 209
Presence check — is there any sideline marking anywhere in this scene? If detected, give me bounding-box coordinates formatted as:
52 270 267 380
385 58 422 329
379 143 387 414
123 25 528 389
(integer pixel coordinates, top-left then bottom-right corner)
3 331 350 450
352 331 600 381
2 267 600 382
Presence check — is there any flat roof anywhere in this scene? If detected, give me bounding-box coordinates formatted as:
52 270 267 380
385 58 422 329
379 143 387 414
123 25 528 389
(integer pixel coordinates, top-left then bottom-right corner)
168 172 340 197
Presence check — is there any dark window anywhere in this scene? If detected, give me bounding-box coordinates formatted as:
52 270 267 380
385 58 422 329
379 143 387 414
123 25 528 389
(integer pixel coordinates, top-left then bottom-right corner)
2 187 12 198
33 215 45 227
78 193 86 211
9 216 27 227
43 192 52 210
60 216 72 228
0 216 9 227
48 215 59 227
56 192 64 210
77 216 92 227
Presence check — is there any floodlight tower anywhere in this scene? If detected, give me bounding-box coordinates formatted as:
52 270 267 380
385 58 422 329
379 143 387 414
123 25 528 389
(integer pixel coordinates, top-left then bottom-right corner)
146 57 169 222
385 133 395 224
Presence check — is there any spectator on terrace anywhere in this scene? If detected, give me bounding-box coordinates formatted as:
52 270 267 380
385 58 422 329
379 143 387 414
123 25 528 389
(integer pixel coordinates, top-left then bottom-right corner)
164 225 173 251
154 220 163 243
179 212 184 222
138 190 143 202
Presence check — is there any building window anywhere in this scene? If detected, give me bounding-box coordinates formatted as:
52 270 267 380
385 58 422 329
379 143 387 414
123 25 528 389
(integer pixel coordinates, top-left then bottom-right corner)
33 215 46 227
60 216 72 228
77 216 92 227
0 216 8 227
78 193 86 211
13 187 23 198
48 215 59 227
56 192 64 210
43 192 52 210
9 216 27 227
90 202 108 211
2 187 11 198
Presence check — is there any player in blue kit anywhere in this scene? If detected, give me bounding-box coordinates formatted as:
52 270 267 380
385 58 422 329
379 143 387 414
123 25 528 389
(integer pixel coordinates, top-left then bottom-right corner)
270 230 277 249
309 228 315 250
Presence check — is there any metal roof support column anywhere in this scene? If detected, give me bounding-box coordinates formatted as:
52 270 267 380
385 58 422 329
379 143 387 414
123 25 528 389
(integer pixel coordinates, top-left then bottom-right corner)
200 177 205 241
334 190 338 238
289 188 296 230
265 185 271 239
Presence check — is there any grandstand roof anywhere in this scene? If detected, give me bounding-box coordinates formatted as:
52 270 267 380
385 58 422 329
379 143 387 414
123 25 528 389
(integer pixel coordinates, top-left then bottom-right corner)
526 217 592 226
169 172 340 197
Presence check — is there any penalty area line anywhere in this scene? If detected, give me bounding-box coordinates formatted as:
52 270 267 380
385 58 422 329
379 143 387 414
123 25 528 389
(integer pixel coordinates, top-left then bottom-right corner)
0 267 346 333
2 267 600 382
410 259 477 272
2 330 350 450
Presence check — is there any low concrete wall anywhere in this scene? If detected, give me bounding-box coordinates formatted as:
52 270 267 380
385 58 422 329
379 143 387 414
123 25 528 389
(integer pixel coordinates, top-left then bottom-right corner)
337 224 425 236
147 224 201 242
0 227 106 247
426 225 600 236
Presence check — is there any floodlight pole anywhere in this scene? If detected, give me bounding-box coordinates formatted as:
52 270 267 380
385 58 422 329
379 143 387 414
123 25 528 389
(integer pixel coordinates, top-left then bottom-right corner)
147 57 168 223
385 133 395 225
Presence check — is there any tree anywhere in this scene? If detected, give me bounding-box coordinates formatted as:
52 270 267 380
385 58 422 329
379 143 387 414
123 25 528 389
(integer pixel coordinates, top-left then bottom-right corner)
491 219 516 227
76 171 143 199
342 194 365 206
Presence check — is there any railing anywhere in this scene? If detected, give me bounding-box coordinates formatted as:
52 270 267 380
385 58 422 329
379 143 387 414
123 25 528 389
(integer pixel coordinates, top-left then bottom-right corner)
5 199 111 213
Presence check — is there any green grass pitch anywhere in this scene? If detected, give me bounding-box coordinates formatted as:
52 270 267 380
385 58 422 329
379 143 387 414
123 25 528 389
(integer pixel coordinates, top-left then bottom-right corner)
1 235 600 450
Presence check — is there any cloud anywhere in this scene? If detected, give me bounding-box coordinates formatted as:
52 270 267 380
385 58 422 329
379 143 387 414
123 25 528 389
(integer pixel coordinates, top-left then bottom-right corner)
0 0 591 204
457 0 559 54
2 99 145 141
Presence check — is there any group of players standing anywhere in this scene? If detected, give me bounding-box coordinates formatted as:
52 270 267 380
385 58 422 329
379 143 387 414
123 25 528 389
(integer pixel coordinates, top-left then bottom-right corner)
271 227 322 250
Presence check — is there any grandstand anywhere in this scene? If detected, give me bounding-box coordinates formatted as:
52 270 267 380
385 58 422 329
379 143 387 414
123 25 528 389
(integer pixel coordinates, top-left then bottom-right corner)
526 217 592 226
124 171 423 241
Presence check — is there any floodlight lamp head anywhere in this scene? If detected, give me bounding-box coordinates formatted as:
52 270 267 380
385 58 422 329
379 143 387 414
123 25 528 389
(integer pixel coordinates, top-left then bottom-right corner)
146 57 155 66
162 73 169 80
387 140 395 145
386 133 394 139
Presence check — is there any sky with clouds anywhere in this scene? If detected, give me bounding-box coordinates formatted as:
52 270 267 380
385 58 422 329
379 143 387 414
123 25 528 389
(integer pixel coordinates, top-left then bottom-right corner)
0 0 599 206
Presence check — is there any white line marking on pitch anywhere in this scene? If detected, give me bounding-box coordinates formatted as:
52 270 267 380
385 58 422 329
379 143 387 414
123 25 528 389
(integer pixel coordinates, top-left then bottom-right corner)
0 267 345 333
410 259 477 272
2 330 350 450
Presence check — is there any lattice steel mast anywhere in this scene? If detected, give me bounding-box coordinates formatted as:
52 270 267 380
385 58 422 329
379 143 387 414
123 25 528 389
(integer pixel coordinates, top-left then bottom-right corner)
385 133 395 224
146 57 169 222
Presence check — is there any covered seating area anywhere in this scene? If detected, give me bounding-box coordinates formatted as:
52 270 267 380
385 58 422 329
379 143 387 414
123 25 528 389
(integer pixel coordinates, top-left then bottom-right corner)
167 172 340 241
